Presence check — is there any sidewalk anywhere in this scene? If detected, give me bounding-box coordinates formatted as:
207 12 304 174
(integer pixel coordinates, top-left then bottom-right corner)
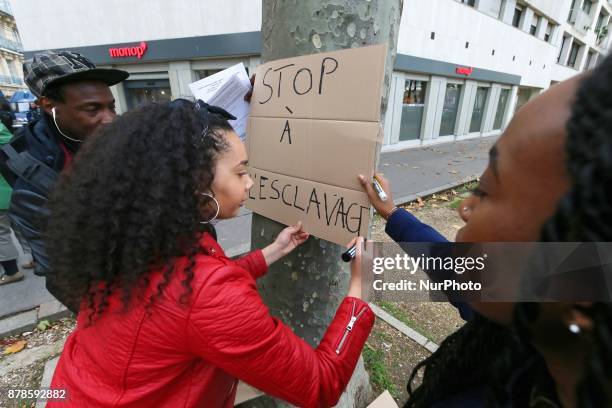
0 135 497 325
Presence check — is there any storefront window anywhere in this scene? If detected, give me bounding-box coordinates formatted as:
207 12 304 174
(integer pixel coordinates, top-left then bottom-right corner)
399 79 427 141
439 83 462 137
469 86 489 133
125 79 172 110
493 89 510 130
195 69 222 80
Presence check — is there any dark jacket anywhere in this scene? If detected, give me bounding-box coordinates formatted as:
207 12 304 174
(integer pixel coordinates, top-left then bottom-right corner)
385 208 474 320
0 114 73 305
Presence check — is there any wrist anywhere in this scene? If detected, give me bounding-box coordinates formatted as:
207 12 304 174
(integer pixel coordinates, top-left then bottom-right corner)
347 279 362 299
383 206 400 221
262 242 284 266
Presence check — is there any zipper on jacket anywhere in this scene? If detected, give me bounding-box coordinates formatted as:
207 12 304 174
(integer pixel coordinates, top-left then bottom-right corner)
335 300 367 354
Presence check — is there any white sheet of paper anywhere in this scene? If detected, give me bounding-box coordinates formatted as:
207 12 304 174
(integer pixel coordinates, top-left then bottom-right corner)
209 74 251 140
188 63 252 141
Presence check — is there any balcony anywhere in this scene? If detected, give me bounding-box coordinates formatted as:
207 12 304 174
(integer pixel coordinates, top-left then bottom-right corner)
0 36 22 53
569 8 594 36
0 0 11 17
0 74 23 86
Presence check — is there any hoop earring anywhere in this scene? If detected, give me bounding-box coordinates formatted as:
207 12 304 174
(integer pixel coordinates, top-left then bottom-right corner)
568 323 581 334
199 192 219 224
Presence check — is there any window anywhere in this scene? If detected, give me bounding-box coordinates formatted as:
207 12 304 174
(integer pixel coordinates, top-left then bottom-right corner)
567 42 581 68
596 12 606 30
544 23 552 42
530 15 540 35
439 84 462 137
399 80 428 141
558 35 568 63
482 0 503 18
125 80 172 110
469 87 489 133
195 69 223 80
582 0 593 15
458 0 476 6
585 50 595 69
6 59 17 77
512 5 523 28
568 0 576 23
493 89 510 130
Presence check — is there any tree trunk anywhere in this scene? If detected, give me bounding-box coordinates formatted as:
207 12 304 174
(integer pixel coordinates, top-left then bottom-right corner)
248 1 403 406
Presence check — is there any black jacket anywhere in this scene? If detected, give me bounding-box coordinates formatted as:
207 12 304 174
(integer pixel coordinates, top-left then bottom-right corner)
0 114 75 308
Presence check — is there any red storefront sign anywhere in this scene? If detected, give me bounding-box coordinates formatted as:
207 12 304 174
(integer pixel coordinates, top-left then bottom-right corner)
455 66 474 76
109 41 148 59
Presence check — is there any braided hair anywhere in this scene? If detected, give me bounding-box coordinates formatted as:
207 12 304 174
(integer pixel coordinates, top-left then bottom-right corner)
529 50 612 408
46 100 232 320
406 55 612 407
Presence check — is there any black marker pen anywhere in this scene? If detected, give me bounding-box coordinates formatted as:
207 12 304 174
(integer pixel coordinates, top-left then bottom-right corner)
341 244 357 262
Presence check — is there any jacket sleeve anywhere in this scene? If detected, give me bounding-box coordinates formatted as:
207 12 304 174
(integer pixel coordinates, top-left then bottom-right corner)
186 265 374 408
385 208 448 243
231 249 268 279
384 208 474 321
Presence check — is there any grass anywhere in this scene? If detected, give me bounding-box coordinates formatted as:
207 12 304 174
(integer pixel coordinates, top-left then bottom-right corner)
377 301 436 343
363 331 398 399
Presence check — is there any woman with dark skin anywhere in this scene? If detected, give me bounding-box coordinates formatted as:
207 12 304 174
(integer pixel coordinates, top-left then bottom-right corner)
359 57 612 407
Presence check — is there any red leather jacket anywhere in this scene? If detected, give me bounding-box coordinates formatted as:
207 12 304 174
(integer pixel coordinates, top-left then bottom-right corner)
48 233 374 408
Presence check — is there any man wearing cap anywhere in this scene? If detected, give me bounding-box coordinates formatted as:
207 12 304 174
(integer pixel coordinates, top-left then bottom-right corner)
0 51 127 300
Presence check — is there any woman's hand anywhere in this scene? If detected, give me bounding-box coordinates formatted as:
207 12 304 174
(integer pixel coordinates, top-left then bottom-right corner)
262 221 309 266
347 236 367 299
358 173 396 220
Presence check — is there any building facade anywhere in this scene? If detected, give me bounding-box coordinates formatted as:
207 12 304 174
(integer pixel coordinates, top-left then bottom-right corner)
10 0 611 150
0 0 25 98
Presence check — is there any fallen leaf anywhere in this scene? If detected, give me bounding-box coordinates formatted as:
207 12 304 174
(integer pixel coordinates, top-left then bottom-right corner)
452 224 463 230
449 170 459 174
37 320 51 331
3 340 27 355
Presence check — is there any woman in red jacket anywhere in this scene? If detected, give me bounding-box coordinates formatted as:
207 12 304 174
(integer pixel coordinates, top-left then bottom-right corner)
44 100 374 408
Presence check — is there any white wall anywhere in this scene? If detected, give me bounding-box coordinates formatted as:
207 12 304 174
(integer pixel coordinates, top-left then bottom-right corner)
526 0 573 23
398 0 561 88
10 0 263 51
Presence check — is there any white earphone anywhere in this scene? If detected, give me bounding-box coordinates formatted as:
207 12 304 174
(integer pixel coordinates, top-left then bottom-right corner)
51 107 83 143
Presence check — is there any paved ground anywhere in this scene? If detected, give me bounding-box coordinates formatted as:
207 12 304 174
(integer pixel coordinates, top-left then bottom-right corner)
0 135 497 321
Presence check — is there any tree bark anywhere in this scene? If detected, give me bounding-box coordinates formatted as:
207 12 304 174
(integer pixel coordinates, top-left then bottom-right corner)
248 1 403 406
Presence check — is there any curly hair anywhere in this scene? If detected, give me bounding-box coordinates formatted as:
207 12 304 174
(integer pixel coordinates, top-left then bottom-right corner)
405 55 612 407
46 100 232 320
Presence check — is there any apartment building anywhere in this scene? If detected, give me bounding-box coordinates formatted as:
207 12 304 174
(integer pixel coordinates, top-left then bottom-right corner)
0 0 25 98
10 0 610 149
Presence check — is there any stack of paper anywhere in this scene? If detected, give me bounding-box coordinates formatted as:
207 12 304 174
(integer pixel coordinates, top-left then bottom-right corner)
188 63 252 141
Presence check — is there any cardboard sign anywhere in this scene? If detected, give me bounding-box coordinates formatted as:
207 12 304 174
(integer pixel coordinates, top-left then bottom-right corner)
247 45 387 245
367 391 400 408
